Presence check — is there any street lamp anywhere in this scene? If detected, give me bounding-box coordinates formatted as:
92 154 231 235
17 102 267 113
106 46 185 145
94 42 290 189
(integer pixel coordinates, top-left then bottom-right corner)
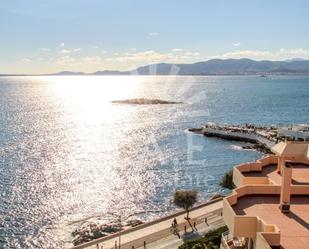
107 212 127 249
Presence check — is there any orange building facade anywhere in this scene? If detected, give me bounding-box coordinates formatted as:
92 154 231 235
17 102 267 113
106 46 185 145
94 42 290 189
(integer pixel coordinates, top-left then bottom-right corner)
221 141 309 249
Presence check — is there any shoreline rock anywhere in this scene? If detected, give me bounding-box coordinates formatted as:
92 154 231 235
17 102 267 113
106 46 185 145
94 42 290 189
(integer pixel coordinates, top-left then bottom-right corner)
241 144 272 154
72 219 144 246
188 127 204 134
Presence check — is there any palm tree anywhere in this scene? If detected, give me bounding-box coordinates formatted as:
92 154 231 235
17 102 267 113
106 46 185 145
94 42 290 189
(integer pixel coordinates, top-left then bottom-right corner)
173 190 198 220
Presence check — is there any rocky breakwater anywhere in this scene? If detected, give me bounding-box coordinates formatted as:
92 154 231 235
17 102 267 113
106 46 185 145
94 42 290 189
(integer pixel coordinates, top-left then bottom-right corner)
72 219 143 246
189 122 280 153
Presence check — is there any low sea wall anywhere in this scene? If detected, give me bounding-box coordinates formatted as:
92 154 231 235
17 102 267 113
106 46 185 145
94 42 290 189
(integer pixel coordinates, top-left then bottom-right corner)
73 197 223 249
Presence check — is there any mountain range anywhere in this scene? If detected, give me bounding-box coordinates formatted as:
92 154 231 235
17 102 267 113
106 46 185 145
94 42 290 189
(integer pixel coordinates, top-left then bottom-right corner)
3 58 309 76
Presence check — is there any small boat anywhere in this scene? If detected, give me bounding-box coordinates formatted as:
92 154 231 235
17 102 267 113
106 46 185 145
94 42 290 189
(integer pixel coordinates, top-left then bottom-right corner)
260 74 267 78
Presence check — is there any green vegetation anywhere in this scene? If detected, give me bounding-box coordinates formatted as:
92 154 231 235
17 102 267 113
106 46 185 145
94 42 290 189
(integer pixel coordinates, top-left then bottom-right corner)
191 243 206 249
173 190 198 219
219 170 235 189
179 226 228 249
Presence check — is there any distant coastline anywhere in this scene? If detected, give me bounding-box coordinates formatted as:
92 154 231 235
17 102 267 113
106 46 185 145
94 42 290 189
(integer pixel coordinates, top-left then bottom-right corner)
2 58 309 76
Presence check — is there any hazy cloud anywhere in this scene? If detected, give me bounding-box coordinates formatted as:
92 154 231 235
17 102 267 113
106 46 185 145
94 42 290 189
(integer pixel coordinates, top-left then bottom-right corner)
233 42 241 47
61 48 81 54
21 58 31 63
56 56 75 65
39 48 50 52
172 48 184 52
148 32 160 36
107 50 200 65
83 56 102 64
209 48 309 60
61 49 72 54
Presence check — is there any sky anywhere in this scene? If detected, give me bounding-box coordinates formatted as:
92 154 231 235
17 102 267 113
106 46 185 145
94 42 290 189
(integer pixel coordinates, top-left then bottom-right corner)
1 0 309 74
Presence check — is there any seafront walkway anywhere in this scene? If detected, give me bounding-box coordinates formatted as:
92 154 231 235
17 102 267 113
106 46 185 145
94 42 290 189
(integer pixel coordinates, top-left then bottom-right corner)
73 198 223 249
135 215 225 249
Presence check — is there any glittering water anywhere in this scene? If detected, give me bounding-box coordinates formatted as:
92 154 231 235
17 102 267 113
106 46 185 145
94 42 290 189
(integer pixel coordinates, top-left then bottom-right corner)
1 75 309 248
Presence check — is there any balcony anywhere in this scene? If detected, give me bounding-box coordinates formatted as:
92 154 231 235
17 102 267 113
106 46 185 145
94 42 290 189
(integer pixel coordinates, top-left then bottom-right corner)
220 230 247 249
232 155 278 187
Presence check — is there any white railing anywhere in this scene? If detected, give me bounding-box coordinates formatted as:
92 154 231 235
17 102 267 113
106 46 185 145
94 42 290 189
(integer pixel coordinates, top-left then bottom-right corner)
221 230 232 249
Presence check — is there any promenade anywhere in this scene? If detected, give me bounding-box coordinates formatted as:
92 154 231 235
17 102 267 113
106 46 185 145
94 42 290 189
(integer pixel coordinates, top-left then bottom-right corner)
73 198 223 249
136 216 225 249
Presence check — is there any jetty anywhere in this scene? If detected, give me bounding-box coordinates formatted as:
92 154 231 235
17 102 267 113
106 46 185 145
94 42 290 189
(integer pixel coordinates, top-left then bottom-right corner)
189 123 309 153
204 128 275 150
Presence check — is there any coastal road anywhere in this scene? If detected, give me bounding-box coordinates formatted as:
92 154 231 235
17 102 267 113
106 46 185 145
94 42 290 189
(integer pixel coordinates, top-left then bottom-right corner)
135 216 225 249
73 199 223 249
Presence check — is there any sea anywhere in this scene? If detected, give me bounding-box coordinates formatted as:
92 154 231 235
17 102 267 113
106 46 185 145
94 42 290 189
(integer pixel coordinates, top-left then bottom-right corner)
1 75 309 248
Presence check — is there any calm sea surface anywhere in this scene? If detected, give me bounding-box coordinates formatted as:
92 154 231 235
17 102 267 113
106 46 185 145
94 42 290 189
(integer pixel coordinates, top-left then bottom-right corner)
1 75 309 248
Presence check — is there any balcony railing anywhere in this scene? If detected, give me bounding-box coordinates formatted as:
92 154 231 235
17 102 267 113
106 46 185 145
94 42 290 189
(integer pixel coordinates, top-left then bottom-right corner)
221 230 232 249
221 230 248 249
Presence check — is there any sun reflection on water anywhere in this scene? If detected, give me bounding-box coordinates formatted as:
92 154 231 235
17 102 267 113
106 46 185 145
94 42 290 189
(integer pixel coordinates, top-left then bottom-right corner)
36 76 166 247
0 75 266 248
46 76 145 123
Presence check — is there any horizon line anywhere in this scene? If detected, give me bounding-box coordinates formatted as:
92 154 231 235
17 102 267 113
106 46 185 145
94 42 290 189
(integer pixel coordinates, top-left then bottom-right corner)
1 57 308 76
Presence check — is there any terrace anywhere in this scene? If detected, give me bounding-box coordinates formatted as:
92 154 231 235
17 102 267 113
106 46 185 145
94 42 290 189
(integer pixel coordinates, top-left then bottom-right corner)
233 195 309 249
221 141 309 249
243 163 309 185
